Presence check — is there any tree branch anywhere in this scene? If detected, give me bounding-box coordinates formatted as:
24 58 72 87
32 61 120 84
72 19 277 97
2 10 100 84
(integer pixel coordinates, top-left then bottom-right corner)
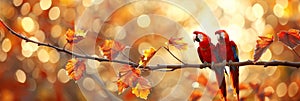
1 19 300 72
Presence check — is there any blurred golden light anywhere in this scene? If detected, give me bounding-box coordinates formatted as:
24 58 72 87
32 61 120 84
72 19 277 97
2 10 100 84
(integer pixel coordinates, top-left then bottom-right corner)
273 4 284 18
37 48 49 63
276 0 288 8
49 7 60 20
21 48 33 57
2 38 12 52
288 82 298 97
28 37 39 51
34 30 45 42
15 69 26 83
83 77 96 91
260 49 272 61
21 17 35 32
264 86 275 94
57 69 70 83
32 3 43 16
252 3 264 18
232 14 245 27
63 8 76 22
278 17 288 25
264 66 277 76
21 2 30 15
266 15 278 28
47 74 56 83
40 0 52 10
245 7 256 21
82 0 93 7
270 42 284 55
51 24 62 38
49 49 60 63
0 50 7 62
276 82 287 97
13 0 23 7
137 14 151 28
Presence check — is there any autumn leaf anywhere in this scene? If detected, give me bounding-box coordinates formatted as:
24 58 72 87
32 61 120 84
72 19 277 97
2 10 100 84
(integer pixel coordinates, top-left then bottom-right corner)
117 65 151 100
131 77 151 100
277 29 300 49
139 48 157 67
189 90 202 101
168 37 188 50
99 40 125 60
65 58 86 80
254 36 274 62
66 29 86 44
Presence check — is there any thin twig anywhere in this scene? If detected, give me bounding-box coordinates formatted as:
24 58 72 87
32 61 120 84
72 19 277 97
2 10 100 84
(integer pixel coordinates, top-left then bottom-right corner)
1 19 300 72
162 46 186 64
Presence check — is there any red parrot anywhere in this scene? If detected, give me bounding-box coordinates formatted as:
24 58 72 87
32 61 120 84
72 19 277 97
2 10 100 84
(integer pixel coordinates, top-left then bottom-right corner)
215 30 240 100
193 31 227 100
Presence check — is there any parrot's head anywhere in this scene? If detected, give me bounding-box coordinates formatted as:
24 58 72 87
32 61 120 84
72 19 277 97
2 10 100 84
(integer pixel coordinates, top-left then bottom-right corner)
215 30 229 43
193 31 208 43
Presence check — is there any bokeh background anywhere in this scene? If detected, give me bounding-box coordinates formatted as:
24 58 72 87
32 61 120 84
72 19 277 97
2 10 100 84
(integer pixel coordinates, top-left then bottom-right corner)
0 0 300 101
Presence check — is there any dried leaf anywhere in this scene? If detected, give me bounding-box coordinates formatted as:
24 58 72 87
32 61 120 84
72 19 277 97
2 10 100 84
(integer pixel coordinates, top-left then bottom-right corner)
99 40 125 60
168 37 188 50
254 36 274 62
139 48 156 67
65 58 86 80
66 29 86 44
277 29 300 49
189 90 202 101
117 65 151 99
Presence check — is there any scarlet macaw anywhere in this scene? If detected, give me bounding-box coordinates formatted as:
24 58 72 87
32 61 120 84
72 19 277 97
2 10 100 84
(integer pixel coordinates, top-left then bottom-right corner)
215 30 239 100
193 31 227 100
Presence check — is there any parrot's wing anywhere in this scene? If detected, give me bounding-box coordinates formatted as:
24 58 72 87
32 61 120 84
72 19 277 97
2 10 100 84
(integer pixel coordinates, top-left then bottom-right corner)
230 41 240 100
197 47 204 63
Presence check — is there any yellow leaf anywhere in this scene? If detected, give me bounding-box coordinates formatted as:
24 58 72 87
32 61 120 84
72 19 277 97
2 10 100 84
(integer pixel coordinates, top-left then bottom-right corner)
117 80 129 95
131 83 150 100
65 58 86 80
99 40 125 60
138 48 156 67
65 29 86 44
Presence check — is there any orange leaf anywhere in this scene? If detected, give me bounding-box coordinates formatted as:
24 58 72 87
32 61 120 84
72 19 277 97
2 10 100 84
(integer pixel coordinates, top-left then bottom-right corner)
117 80 129 95
197 74 208 86
99 40 125 60
65 29 86 44
117 65 151 99
65 58 86 80
189 90 202 101
168 37 188 50
254 36 274 62
277 29 300 49
139 48 156 67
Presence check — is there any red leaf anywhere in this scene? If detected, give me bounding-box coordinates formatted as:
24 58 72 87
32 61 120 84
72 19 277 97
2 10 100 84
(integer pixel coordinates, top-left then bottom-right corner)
254 36 274 62
65 58 86 80
277 29 300 49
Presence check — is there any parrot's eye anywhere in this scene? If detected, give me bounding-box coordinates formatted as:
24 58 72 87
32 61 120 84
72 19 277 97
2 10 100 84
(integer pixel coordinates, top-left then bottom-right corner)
221 32 225 38
197 34 203 42
216 34 220 39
